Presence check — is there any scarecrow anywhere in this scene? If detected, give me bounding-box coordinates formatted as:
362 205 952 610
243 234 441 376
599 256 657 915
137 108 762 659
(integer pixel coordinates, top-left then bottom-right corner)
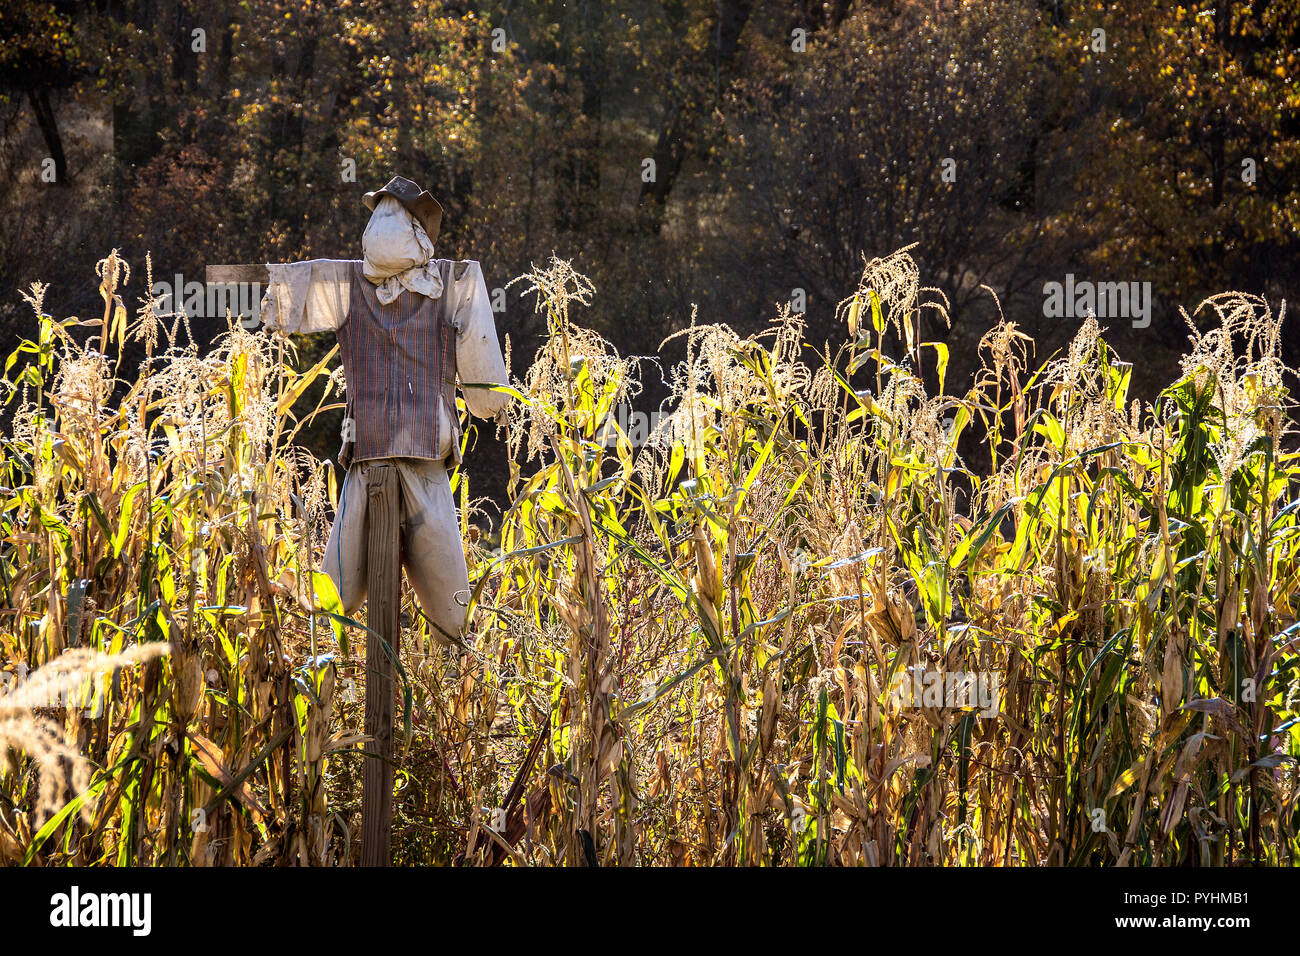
259 176 510 645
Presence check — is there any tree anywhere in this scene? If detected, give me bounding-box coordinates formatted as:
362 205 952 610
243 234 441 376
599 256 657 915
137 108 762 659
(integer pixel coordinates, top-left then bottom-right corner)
1043 2 1300 313
730 1 1049 343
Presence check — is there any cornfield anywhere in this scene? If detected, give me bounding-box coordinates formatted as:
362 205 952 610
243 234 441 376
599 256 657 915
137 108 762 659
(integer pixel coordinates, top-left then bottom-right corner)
1 246 1297 866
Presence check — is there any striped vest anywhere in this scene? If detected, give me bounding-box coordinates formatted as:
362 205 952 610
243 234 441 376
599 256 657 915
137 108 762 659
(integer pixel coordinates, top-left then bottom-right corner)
338 259 457 463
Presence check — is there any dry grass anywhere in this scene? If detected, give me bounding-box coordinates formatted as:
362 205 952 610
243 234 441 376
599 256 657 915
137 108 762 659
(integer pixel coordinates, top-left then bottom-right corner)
1 247 1297 866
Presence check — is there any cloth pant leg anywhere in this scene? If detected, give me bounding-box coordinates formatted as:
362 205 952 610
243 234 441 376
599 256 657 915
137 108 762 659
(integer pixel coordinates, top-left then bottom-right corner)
323 463 370 613
395 459 470 644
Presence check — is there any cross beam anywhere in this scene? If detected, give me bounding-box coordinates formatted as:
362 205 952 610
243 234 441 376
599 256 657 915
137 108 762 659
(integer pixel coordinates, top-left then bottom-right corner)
209 260 400 867
205 264 270 284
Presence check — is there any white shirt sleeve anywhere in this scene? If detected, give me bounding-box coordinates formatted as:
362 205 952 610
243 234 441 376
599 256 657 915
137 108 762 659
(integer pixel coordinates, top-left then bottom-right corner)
449 260 510 419
260 259 353 334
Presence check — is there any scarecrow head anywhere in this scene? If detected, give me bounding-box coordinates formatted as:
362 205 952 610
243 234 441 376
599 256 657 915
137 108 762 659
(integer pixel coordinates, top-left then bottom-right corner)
360 176 446 301
363 175 443 242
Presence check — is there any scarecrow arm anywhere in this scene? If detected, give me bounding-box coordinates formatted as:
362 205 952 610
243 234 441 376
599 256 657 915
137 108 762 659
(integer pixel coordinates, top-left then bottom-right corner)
447 260 511 420
255 259 355 335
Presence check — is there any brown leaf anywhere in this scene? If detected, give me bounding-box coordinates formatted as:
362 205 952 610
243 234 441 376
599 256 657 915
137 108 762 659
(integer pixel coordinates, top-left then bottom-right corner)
188 731 269 822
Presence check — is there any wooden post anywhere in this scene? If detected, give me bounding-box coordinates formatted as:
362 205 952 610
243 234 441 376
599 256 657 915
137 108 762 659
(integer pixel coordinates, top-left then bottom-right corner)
361 461 402 866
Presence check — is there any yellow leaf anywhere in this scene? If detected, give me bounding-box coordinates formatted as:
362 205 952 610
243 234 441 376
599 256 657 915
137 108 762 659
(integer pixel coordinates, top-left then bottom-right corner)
847 295 862 335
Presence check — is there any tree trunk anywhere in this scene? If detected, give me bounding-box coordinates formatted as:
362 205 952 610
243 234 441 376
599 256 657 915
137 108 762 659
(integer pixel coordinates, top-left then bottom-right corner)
27 89 68 186
636 0 753 234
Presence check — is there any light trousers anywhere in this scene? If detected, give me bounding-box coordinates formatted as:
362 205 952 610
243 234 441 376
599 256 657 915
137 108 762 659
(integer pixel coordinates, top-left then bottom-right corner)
322 457 469 643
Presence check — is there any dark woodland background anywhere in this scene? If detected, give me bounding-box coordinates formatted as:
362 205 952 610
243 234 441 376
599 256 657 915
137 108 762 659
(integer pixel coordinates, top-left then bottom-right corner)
1 0 1297 507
